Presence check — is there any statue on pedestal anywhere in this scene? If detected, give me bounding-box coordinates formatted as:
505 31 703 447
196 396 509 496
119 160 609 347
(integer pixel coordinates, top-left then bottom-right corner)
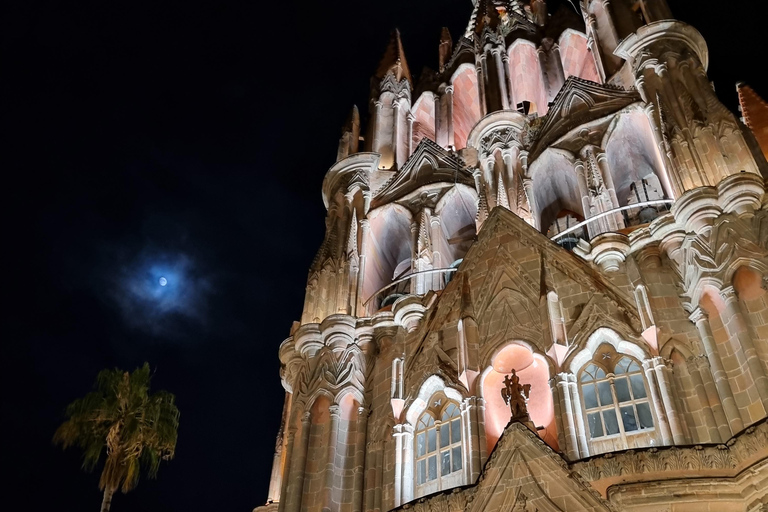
501 370 531 422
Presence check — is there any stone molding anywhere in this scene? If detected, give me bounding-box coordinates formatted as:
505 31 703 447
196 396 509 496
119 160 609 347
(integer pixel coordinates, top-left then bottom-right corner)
572 417 768 496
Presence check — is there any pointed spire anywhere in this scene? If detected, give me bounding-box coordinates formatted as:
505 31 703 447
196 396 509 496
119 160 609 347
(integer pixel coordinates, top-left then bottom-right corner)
375 29 412 84
737 82 768 161
439 27 453 72
465 0 535 37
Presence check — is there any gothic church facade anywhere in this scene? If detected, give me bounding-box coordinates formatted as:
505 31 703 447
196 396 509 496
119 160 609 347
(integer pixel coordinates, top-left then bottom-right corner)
256 0 768 510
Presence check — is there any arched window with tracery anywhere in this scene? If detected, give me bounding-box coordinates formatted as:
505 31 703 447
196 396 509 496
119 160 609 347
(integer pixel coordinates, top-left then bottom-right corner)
414 398 462 494
580 352 654 442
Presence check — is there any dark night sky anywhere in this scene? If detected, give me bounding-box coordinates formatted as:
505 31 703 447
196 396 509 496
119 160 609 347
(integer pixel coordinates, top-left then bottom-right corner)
2 1 766 511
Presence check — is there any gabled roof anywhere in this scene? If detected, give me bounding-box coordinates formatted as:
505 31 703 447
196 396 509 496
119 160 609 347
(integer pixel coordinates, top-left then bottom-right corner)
375 29 412 84
370 138 475 209
529 77 640 160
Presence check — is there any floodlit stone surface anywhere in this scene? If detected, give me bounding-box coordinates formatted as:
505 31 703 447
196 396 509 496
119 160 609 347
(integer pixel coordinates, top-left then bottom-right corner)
254 1 768 511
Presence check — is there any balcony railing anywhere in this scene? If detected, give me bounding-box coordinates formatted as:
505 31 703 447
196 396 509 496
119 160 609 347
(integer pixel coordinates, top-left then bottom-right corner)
550 199 674 243
363 267 459 312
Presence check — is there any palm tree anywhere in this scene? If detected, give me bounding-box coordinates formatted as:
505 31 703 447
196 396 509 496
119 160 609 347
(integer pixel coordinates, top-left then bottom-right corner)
54 363 180 512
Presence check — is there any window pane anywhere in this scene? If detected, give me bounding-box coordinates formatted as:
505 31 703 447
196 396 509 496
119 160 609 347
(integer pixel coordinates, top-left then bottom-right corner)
441 450 450 476
428 428 436 453
582 383 598 409
598 381 613 406
452 446 462 472
440 424 449 447
614 377 631 403
596 367 606 379
417 459 426 485
615 357 630 374
417 432 426 456
636 402 654 429
630 374 647 399
428 455 437 481
620 405 638 432
451 418 461 444
603 409 620 435
587 412 603 438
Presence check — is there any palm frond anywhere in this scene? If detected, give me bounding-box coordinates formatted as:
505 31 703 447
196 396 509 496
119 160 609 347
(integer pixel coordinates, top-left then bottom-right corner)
54 362 180 497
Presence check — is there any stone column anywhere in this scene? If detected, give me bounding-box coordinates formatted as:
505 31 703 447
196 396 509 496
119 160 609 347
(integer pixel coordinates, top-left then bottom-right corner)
371 100 383 155
322 404 341 510
549 43 566 92
285 411 312 512
480 157 496 211
519 151 537 228
476 397 488 467
585 15 607 82
476 62 487 117
268 392 291 504
549 377 568 454
392 99 403 168
430 213 443 291
595 150 625 229
690 308 743 434
461 398 481 482
493 48 510 110
501 150 518 211
277 427 295 512
392 423 412 507
721 286 768 410
357 219 370 315
689 355 725 442
502 51 514 109
652 357 686 444
574 159 595 237
406 111 415 157
409 219 419 295
567 374 590 457
643 359 673 445
555 373 579 459
352 407 368 512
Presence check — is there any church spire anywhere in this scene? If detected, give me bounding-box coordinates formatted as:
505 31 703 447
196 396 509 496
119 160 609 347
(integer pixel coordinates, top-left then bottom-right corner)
375 29 412 84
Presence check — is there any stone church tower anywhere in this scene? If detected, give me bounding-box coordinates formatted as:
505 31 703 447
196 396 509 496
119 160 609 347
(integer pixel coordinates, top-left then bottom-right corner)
256 1 768 511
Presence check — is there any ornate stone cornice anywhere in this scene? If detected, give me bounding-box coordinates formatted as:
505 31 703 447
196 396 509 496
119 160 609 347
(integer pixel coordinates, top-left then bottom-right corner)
572 417 768 497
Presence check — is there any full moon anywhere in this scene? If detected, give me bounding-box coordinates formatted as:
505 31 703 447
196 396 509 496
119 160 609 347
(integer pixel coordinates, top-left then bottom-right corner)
159 277 168 286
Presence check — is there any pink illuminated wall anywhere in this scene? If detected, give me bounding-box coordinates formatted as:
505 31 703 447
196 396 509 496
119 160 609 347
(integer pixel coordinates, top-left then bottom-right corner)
558 30 600 83
482 344 558 454
451 65 482 150
508 41 548 116
411 93 436 150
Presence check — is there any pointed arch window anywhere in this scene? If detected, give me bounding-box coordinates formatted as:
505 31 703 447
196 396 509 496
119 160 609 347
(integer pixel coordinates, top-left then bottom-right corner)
580 354 654 440
415 400 462 490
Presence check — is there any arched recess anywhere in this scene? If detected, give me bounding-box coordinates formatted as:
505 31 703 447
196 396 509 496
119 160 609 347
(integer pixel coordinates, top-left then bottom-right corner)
450 64 482 150
604 110 670 206
363 204 414 308
558 29 600 83
508 40 548 116
480 341 557 454
411 92 436 151
528 149 585 234
435 185 478 268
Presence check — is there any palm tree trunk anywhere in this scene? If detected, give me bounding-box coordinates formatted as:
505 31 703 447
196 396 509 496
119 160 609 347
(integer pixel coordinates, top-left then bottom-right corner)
100 487 115 512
